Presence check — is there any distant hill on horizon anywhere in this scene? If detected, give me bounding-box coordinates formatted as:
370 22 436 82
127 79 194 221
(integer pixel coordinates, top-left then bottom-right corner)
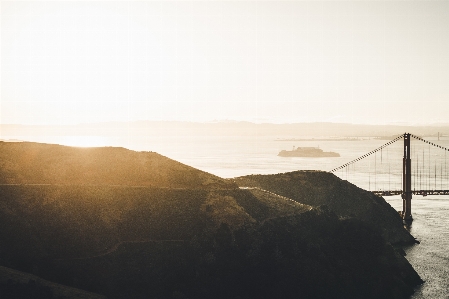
1 121 449 139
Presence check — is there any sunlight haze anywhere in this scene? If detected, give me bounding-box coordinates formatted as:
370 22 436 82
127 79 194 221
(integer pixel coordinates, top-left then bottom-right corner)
1 1 449 125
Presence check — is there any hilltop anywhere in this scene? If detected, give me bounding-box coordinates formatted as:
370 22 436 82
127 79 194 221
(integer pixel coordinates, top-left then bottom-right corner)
0 141 234 189
0 142 422 298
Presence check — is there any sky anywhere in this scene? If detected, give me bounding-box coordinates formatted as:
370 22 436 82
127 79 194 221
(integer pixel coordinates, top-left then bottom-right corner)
1 1 449 126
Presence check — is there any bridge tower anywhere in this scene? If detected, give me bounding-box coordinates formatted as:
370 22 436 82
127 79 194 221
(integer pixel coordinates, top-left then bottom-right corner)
402 133 413 222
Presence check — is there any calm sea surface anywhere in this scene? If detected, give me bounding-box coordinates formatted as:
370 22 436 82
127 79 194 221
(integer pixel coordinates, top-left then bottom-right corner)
385 196 449 299
6 134 449 297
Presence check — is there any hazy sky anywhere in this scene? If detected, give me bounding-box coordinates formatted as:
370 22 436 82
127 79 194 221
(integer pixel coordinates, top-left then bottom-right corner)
1 1 449 125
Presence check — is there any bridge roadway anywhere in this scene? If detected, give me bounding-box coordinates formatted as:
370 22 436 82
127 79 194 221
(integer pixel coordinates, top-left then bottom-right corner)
372 190 449 196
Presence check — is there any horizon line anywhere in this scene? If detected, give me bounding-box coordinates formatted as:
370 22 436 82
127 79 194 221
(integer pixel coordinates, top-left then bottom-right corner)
2 120 449 127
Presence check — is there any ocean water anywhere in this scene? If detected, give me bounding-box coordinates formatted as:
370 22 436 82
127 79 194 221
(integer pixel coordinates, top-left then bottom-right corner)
385 196 449 299
5 134 449 297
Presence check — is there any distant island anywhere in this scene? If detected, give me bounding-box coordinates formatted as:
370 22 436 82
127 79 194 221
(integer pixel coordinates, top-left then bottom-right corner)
373 134 405 140
278 146 340 157
275 137 362 141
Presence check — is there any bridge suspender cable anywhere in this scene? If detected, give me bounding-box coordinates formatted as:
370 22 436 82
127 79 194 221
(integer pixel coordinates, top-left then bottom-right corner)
375 151 377 191
422 147 424 190
429 144 431 190
415 152 418 191
329 135 403 173
435 164 437 190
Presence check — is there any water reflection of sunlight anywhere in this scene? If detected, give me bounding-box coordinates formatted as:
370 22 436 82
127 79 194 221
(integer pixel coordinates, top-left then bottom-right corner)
59 136 110 148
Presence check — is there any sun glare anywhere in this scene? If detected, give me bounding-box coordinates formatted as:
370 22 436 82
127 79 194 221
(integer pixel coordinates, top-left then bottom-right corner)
59 136 109 148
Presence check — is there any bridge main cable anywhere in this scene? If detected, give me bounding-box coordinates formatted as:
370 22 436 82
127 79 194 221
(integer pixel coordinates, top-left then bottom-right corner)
329 135 404 173
410 134 449 151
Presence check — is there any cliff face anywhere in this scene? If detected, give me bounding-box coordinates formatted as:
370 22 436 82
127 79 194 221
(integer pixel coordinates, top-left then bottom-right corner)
0 142 422 298
234 170 417 245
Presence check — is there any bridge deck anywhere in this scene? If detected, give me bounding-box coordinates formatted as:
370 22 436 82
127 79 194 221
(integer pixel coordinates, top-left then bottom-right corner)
372 190 449 196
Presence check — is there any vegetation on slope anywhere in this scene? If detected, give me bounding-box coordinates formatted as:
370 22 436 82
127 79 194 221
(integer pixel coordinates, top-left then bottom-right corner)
46 207 422 299
0 265 105 299
234 170 417 245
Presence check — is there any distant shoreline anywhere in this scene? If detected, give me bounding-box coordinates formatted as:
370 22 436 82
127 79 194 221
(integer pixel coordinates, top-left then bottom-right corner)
275 138 362 142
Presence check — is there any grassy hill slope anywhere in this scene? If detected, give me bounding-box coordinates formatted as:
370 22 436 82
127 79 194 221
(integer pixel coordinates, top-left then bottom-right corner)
234 170 416 245
0 141 234 189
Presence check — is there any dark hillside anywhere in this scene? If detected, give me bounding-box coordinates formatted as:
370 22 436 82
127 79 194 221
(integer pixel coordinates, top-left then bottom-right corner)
0 185 310 266
0 142 422 298
234 170 416 245
48 207 422 299
0 265 105 299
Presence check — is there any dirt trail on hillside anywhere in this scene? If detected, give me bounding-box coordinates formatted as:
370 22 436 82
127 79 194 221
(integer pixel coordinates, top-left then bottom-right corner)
55 239 186 261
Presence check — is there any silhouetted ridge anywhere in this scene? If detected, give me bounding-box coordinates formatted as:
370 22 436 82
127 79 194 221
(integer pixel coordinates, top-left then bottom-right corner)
0 141 234 189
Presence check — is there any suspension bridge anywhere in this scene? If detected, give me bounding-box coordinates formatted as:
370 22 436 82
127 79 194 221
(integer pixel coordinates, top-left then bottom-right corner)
330 133 449 222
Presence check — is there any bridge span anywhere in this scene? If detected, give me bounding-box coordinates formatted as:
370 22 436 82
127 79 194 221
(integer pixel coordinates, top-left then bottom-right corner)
331 133 449 222
373 190 449 197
